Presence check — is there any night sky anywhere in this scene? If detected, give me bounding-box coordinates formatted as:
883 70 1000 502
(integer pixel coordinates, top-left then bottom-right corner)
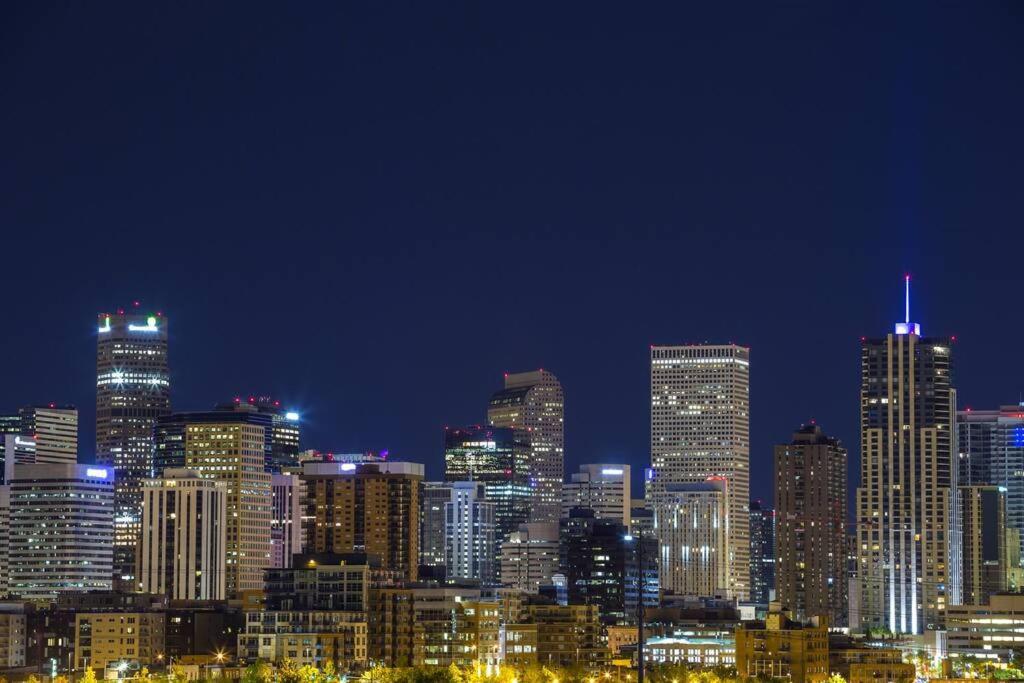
2 3 1023 502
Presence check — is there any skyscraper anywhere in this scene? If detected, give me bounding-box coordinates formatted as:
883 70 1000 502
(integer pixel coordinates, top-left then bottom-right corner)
649 343 750 600
749 500 775 605
228 397 301 472
651 479 729 598
443 425 532 543
420 481 453 571
774 424 848 624
499 522 560 593
96 307 171 583
18 405 77 464
958 485 1008 605
487 370 565 524
856 278 955 633
137 469 228 600
270 472 303 568
444 481 497 584
562 464 631 525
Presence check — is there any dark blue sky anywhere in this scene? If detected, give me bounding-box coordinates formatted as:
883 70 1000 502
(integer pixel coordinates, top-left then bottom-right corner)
2 3 1023 501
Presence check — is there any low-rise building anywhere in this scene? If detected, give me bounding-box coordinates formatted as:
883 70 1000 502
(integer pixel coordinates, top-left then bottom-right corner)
503 603 605 668
237 611 367 668
734 605 829 683
0 608 27 668
644 636 734 667
74 612 165 671
946 593 1024 663
829 645 914 683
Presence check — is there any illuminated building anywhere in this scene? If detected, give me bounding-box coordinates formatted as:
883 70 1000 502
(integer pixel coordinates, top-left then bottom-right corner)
73 611 165 671
419 481 452 571
503 603 606 669
8 464 114 601
499 522 560 593
651 480 729 598
561 463 631 524
946 593 1024 662
958 485 1008 605
0 610 26 668
828 644 914 683
749 500 775 605
643 636 735 667
270 472 303 568
137 469 228 600
17 404 77 464
734 606 829 683
301 461 422 580
487 370 565 524
445 481 497 584
774 424 848 624
629 500 655 537
227 397 301 472
184 420 272 595
958 405 1024 578
855 278 955 633
95 307 170 583
443 425 532 543
649 343 750 600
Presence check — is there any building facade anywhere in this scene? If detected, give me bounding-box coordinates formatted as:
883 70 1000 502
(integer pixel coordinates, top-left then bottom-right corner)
270 472 303 568
487 370 565 525
562 464 631 525
855 282 955 633
96 308 171 583
649 344 750 600
651 480 729 598
74 612 165 671
419 481 452 571
774 424 848 625
749 500 775 605
734 607 829 683
18 404 77 464
445 482 497 584
137 469 228 600
499 522 560 593
958 485 1008 605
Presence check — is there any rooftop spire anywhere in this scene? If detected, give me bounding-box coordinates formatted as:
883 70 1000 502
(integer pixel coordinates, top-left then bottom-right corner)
894 274 921 336
905 274 910 324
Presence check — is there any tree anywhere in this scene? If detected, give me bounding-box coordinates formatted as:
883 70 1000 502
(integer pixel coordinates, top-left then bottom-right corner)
81 667 99 683
826 674 847 683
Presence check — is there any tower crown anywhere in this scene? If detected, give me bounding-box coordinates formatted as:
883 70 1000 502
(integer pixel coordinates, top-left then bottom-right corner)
894 275 921 336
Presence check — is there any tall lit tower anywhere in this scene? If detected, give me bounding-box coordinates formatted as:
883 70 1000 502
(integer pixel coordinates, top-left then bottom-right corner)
96 306 170 583
649 343 750 600
487 370 564 524
856 277 955 633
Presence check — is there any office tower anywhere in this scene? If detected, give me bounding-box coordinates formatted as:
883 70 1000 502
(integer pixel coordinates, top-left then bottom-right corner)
96 308 171 582
0 417 20 485
499 522 560 592
8 464 114 601
420 482 452 571
959 486 1008 605
270 472 303 568
629 501 655 538
183 419 272 595
958 405 1024 577
856 278 955 633
560 508 658 622
651 480 728 598
487 370 565 524
137 469 228 600
650 344 750 600
302 460 423 580
227 397 301 472
18 405 77 464
562 464 631 525
443 425 532 543
749 500 776 605
444 481 497 584
774 424 848 624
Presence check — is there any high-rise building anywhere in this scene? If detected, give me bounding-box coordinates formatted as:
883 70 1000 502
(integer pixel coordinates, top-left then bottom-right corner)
499 522 560 593
270 472 303 568
957 405 1024 577
18 405 77 464
958 485 1008 605
445 481 497 584
8 464 114 601
443 425 532 543
487 370 565 524
649 344 750 600
96 307 171 582
774 424 848 624
856 278 955 633
137 469 228 600
749 500 775 605
562 464 631 525
226 397 301 472
651 480 729 599
301 460 423 580
420 481 452 571
183 419 272 595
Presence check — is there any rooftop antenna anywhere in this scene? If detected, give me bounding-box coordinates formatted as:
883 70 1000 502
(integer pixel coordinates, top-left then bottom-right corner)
905 274 910 324
894 274 920 336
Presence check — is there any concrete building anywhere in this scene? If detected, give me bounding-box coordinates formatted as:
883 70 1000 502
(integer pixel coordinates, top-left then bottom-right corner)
0 608 26 668
734 606 829 683
499 522 560 593
958 486 1008 605
302 461 422 580
749 500 775 605
74 611 165 670
643 636 735 667
503 603 606 669
95 308 171 583
18 404 77 464
829 644 915 683
137 469 228 600
649 344 750 600
562 464 631 524
629 501 655 538
270 472 303 568
775 424 848 625
445 482 497 584
420 481 452 571
487 370 565 525
946 593 1024 663
237 613 367 668
856 279 956 633
9 464 114 601
227 396 301 472
264 553 371 611
651 480 729 598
